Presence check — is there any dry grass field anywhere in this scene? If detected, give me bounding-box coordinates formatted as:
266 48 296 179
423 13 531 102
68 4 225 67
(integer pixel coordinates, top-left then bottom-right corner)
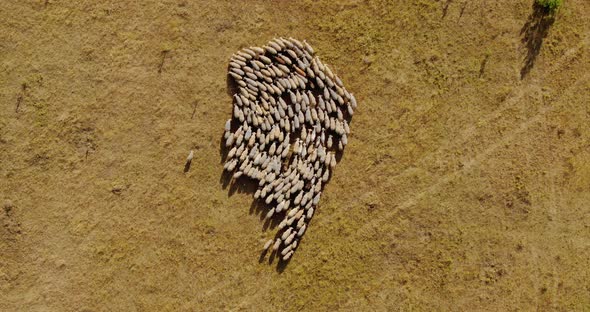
1 0 589 311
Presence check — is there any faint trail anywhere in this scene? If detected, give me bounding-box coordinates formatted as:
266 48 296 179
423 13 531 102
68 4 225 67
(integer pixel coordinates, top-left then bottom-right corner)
374 34 588 186
361 71 587 241
360 105 552 233
344 73 588 308
220 37 588 310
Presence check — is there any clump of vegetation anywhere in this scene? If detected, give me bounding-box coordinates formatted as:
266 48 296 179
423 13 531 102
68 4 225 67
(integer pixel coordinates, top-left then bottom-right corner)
536 0 562 13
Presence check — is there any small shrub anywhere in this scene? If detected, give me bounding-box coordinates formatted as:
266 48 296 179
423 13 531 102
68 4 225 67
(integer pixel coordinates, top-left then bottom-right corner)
536 0 563 13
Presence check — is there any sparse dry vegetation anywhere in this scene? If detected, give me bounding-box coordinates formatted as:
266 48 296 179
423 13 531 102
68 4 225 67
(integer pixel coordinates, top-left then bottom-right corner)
1 0 589 311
